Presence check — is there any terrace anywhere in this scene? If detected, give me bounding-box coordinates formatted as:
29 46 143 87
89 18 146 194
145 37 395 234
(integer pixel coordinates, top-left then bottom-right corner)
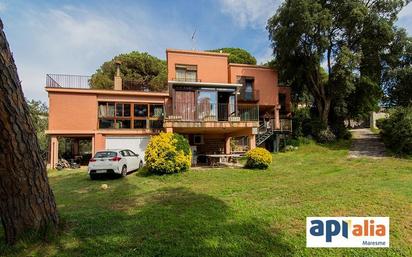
45 74 166 92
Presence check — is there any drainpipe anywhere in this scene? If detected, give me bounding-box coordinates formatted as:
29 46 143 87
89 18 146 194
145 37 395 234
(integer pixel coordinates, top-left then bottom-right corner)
114 60 122 90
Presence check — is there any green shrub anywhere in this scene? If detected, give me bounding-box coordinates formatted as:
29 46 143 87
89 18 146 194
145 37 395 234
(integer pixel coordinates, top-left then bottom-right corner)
292 107 312 138
286 136 313 147
331 123 352 140
245 148 272 169
145 132 191 174
377 107 412 155
316 128 336 143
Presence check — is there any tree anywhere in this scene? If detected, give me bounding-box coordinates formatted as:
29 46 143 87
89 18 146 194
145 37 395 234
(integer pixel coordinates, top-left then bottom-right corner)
208 48 257 65
27 99 49 159
382 28 412 106
90 51 167 91
267 0 408 128
0 19 58 245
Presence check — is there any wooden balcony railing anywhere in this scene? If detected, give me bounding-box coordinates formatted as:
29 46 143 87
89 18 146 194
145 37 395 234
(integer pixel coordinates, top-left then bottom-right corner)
165 102 259 122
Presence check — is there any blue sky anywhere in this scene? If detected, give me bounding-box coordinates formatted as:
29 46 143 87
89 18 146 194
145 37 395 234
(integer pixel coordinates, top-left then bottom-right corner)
1 0 411 102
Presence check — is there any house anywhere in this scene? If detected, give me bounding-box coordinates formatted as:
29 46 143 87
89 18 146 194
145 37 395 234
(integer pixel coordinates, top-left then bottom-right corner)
46 49 291 168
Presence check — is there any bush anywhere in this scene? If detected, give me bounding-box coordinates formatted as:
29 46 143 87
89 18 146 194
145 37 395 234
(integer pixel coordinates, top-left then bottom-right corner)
316 128 337 143
331 122 352 140
286 136 313 147
292 107 312 138
245 148 272 169
377 107 412 155
145 132 191 174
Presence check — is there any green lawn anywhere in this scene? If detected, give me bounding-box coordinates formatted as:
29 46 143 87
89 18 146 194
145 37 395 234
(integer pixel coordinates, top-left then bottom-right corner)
1 141 412 257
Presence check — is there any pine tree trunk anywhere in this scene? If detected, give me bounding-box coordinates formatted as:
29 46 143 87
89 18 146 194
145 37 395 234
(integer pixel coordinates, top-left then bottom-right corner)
0 19 58 245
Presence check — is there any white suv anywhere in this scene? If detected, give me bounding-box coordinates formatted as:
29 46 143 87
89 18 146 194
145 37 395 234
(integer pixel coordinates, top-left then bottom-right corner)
88 149 144 179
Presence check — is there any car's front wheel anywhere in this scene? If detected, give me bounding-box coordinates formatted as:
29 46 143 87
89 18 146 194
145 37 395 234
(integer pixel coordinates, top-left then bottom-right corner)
121 165 127 177
90 174 97 180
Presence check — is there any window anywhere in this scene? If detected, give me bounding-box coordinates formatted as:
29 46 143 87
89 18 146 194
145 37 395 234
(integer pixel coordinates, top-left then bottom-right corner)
120 150 130 157
99 118 114 129
134 104 148 117
134 119 147 129
176 65 197 82
244 79 254 101
116 103 131 117
98 102 164 130
149 104 164 117
115 119 131 129
197 90 217 120
94 151 117 158
128 150 137 157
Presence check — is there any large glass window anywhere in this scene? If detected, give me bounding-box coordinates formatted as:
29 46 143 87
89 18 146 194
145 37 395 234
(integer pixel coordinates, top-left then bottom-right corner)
134 120 147 129
134 104 148 117
99 118 114 129
116 103 131 117
98 102 163 130
150 104 164 117
197 91 217 120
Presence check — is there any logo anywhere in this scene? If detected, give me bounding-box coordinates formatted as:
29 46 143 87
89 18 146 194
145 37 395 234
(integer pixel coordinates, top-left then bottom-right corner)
306 217 389 248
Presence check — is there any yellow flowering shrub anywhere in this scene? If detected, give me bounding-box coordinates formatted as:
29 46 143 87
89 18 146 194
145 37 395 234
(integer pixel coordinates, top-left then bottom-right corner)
145 132 191 174
245 147 272 169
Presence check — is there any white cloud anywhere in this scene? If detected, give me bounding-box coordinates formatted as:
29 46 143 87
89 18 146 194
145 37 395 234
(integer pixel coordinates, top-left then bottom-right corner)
7 4 193 102
218 0 282 28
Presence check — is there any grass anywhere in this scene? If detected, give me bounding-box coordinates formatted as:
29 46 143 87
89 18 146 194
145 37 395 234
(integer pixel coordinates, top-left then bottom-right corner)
370 127 380 134
1 141 412 256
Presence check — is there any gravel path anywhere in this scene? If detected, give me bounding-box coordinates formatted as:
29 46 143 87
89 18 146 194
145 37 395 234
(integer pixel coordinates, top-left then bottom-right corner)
348 128 387 158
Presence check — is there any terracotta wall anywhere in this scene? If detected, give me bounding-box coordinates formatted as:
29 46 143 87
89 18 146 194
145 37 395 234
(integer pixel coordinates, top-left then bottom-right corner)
229 64 279 106
167 49 229 83
95 133 106 152
48 92 98 131
278 87 292 114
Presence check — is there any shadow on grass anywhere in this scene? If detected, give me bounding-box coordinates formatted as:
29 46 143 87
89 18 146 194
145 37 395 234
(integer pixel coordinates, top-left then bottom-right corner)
321 139 351 151
1 172 294 257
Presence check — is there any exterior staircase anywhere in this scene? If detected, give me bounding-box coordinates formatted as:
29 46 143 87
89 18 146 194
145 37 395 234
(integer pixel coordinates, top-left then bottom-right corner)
256 122 274 146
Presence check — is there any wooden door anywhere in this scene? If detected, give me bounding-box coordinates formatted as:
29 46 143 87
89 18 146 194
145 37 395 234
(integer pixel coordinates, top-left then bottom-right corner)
175 90 195 120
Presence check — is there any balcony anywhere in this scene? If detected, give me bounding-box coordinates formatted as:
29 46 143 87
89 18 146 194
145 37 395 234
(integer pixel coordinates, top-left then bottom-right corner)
279 118 292 132
238 89 260 102
264 118 292 132
46 74 92 89
46 74 167 92
164 102 259 131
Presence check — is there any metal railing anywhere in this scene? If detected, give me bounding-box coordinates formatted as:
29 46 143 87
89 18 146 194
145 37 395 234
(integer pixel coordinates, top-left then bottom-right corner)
46 74 92 89
279 118 292 132
261 118 292 132
165 102 259 122
239 89 260 102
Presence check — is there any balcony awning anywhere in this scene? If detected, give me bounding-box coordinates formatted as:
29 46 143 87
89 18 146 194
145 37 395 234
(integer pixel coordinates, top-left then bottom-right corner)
168 80 242 88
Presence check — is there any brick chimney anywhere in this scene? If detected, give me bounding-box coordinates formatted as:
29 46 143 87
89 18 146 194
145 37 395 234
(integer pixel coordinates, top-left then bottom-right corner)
114 60 122 90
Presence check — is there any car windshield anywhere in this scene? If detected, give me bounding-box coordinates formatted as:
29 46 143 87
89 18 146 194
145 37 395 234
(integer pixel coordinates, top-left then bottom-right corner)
94 151 117 158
